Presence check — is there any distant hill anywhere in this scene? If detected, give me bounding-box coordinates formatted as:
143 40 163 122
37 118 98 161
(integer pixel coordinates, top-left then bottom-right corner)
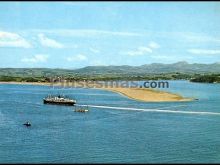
73 61 220 75
0 61 220 77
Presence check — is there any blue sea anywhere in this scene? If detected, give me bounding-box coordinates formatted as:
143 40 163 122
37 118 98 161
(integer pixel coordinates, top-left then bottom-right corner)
0 80 220 163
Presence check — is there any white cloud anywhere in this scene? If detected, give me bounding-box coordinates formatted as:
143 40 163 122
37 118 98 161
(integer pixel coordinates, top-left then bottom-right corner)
148 41 160 49
33 29 141 38
121 41 160 56
122 46 152 56
21 54 49 63
138 47 153 53
38 33 64 48
138 31 220 44
0 31 31 48
180 33 220 43
67 54 88 62
188 49 220 55
89 48 100 53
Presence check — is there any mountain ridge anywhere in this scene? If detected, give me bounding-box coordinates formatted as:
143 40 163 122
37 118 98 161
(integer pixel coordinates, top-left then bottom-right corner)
0 61 220 77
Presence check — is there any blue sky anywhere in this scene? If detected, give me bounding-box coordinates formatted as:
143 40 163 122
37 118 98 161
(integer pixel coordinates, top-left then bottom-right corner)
0 2 220 68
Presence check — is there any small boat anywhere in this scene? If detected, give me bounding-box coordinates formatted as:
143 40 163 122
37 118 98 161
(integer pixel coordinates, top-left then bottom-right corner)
75 109 89 112
74 105 89 113
23 121 31 127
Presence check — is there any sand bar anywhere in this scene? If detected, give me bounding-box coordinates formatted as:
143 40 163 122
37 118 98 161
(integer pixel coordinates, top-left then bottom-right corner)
102 87 193 102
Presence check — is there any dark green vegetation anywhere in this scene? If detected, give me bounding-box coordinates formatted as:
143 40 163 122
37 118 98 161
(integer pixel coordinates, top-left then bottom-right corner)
0 62 220 83
190 74 220 83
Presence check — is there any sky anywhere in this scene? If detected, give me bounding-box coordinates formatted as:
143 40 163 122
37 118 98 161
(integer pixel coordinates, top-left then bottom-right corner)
0 2 220 68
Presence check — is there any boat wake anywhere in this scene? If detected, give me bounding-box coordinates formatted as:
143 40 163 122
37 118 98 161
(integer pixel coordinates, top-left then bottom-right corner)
76 104 220 116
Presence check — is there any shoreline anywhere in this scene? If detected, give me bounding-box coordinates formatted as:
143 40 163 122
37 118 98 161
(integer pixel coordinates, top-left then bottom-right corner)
0 81 51 86
0 81 194 102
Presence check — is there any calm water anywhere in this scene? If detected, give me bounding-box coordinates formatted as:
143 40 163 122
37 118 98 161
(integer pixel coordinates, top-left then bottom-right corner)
0 81 220 163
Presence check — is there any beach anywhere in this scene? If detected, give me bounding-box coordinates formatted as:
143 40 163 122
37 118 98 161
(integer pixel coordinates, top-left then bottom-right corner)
0 81 193 102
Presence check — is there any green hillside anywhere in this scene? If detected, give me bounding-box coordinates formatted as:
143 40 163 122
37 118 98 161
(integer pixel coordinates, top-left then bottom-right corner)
0 61 220 82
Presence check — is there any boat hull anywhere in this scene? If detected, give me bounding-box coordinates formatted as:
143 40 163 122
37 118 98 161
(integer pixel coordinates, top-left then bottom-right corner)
43 99 76 106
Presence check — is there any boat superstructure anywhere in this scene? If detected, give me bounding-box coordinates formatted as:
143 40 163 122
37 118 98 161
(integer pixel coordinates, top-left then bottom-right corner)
43 95 76 106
